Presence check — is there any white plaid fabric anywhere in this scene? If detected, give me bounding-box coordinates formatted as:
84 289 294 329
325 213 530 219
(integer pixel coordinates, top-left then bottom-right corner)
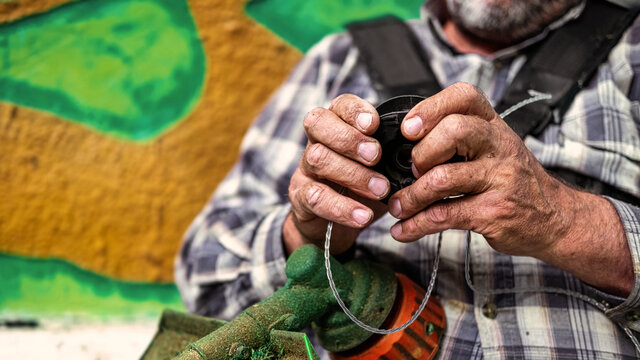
176 1 640 358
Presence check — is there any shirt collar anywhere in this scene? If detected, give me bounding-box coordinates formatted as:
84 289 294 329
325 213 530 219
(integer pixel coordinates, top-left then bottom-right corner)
420 0 586 60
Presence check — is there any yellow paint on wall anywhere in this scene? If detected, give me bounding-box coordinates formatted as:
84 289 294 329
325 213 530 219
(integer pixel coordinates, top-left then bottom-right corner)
0 0 302 281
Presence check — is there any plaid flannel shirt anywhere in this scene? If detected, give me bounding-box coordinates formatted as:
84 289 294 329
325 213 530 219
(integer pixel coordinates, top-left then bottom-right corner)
176 2 640 358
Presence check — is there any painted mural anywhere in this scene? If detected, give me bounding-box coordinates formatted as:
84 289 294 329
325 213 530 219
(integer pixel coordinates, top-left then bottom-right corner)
0 0 422 335
246 0 425 51
0 253 184 320
0 0 205 140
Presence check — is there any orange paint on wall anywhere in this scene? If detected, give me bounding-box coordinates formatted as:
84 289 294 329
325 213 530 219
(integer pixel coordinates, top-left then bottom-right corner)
0 0 72 23
0 0 301 282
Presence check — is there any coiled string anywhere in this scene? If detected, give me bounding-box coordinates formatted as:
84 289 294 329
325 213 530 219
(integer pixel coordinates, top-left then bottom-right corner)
323 91 640 354
324 221 640 354
324 220 441 334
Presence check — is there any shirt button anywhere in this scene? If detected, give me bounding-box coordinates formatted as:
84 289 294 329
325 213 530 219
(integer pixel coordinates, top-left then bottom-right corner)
557 131 565 146
482 303 498 319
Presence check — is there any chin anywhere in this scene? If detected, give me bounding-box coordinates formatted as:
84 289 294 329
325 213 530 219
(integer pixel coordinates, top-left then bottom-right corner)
446 0 581 45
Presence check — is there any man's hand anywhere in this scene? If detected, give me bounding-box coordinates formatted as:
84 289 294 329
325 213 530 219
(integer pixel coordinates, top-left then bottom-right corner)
284 94 390 256
387 82 633 296
387 82 564 256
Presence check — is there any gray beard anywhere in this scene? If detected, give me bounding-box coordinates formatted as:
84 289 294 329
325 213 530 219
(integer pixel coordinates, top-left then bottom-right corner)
445 0 582 44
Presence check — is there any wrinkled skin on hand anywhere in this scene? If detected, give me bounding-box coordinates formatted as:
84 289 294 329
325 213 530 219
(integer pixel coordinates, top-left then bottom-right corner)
284 83 632 296
387 82 570 258
385 82 632 296
284 94 390 255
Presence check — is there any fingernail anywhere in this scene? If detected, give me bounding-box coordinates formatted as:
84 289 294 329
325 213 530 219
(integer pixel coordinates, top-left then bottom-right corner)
352 209 372 225
403 116 422 137
356 113 372 131
412 163 421 178
358 142 379 162
389 198 402 217
368 177 389 197
391 223 402 238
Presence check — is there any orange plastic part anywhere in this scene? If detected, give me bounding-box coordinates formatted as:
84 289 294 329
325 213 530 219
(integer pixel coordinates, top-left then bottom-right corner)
330 273 446 360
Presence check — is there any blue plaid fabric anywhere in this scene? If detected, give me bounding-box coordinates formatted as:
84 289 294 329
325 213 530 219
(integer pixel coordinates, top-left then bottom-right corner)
176 2 640 358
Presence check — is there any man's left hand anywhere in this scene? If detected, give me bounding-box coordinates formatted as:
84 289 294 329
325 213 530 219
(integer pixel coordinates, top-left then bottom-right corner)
386 82 633 299
388 82 572 258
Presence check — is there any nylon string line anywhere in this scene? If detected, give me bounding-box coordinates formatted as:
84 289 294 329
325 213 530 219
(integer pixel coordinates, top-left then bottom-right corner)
323 90 640 355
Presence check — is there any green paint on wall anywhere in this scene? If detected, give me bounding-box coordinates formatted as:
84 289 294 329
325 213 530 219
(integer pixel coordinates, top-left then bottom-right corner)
0 253 184 321
0 0 206 141
245 0 424 52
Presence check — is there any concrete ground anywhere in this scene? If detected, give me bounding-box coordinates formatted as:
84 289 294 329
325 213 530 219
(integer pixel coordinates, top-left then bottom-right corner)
0 321 158 360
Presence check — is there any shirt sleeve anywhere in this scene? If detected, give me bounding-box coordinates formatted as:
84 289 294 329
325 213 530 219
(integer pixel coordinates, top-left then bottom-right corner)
603 199 640 332
173 34 350 320
600 18 640 331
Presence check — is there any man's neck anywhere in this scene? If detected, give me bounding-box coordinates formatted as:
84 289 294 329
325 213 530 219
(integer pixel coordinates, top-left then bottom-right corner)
442 20 507 57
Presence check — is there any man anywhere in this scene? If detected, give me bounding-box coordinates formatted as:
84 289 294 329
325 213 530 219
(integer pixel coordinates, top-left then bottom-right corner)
176 0 640 358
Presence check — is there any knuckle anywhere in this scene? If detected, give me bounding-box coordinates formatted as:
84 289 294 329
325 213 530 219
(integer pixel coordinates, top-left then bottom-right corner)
442 114 468 139
452 82 488 111
427 166 450 192
426 203 449 224
452 81 478 98
305 143 329 170
330 93 357 110
303 107 325 131
330 94 369 124
305 184 324 208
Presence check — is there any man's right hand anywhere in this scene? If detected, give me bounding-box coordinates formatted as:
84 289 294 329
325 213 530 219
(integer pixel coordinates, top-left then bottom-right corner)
284 94 390 256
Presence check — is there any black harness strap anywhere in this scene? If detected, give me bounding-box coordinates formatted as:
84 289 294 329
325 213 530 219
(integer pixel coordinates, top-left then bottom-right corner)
346 16 440 98
495 0 640 138
347 1 640 204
